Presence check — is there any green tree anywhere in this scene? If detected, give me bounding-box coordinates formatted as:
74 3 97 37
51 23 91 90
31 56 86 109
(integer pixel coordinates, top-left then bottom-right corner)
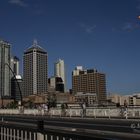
6 101 18 109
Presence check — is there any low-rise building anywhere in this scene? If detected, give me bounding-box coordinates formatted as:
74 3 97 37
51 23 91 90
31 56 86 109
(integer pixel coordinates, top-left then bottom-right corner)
75 92 97 106
56 92 75 104
108 92 140 106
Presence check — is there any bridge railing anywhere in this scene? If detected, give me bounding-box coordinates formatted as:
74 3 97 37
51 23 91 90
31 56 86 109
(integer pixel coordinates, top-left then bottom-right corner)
0 119 105 140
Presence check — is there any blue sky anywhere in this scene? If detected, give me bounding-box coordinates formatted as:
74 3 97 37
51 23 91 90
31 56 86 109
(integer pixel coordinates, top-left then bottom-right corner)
0 0 140 94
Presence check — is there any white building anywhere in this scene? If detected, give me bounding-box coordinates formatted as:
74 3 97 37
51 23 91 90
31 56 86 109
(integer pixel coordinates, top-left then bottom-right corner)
72 66 83 76
54 59 66 91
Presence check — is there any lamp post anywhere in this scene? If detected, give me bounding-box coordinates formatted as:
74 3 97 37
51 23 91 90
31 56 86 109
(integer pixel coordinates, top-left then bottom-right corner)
5 63 22 105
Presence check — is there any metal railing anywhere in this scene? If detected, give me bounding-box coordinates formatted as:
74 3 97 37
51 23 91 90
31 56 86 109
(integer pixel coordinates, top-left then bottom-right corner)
0 119 106 140
1 116 140 140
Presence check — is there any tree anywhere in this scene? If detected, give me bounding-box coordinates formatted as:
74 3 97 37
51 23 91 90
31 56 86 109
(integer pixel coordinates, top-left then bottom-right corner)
48 93 57 108
6 101 18 109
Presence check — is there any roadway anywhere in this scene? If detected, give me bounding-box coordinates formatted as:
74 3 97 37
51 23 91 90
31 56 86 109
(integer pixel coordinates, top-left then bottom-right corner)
0 115 140 140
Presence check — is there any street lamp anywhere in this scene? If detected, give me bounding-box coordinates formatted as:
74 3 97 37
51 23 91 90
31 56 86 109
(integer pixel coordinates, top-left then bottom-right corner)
5 63 22 105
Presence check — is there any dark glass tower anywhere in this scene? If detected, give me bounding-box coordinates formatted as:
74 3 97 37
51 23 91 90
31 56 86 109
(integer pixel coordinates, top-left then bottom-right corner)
23 40 48 97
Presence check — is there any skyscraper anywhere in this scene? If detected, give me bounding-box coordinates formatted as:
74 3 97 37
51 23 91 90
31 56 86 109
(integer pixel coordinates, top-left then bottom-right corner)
54 59 66 91
23 40 48 97
0 40 11 97
72 67 107 103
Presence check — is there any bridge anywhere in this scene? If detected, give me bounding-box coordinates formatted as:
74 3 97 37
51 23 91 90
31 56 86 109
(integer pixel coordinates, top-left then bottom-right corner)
1 114 140 140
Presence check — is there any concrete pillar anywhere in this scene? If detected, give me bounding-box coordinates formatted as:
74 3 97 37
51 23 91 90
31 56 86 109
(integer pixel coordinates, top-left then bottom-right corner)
29 132 32 140
21 130 23 140
17 130 19 140
24 131 27 139
33 132 36 140
7 128 9 140
1 127 3 140
13 129 15 140
10 129 12 140
4 127 6 140
37 132 44 140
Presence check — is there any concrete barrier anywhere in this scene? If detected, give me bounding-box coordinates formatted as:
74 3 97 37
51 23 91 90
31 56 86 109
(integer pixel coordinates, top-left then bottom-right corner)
0 107 140 118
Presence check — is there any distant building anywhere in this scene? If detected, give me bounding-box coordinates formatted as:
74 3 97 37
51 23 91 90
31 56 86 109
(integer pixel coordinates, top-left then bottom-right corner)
75 92 97 106
56 92 75 104
54 59 66 91
108 93 140 106
10 56 23 101
48 76 64 92
23 40 48 97
11 75 23 101
0 39 11 98
107 93 122 104
10 56 20 76
72 67 107 103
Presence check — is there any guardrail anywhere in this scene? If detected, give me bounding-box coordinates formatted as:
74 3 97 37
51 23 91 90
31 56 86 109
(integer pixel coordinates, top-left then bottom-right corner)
1 116 140 140
0 119 107 140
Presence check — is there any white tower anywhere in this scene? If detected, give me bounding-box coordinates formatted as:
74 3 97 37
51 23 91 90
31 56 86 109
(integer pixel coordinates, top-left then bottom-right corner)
54 59 66 92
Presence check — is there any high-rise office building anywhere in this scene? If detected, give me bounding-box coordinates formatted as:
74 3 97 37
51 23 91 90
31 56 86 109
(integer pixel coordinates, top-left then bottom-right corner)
0 40 11 98
23 40 48 97
54 59 66 91
72 67 107 103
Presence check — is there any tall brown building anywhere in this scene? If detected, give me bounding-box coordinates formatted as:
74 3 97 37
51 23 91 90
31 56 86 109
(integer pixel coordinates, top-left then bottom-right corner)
23 40 48 97
72 66 106 103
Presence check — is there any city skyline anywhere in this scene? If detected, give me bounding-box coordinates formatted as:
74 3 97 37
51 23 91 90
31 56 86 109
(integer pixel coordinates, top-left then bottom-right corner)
0 0 140 94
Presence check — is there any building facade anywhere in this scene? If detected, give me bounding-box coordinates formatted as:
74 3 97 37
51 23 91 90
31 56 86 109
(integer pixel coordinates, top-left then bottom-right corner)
48 76 64 92
11 75 23 101
0 40 11 98
10 56 23 101
23 40 48 97
75 92 97 106
72 67 107 103
108 93 140 106
54 59 66 91
10 56 20 76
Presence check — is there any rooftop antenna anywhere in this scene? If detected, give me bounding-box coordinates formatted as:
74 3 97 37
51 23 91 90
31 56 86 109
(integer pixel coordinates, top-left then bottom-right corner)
33 39 38 46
